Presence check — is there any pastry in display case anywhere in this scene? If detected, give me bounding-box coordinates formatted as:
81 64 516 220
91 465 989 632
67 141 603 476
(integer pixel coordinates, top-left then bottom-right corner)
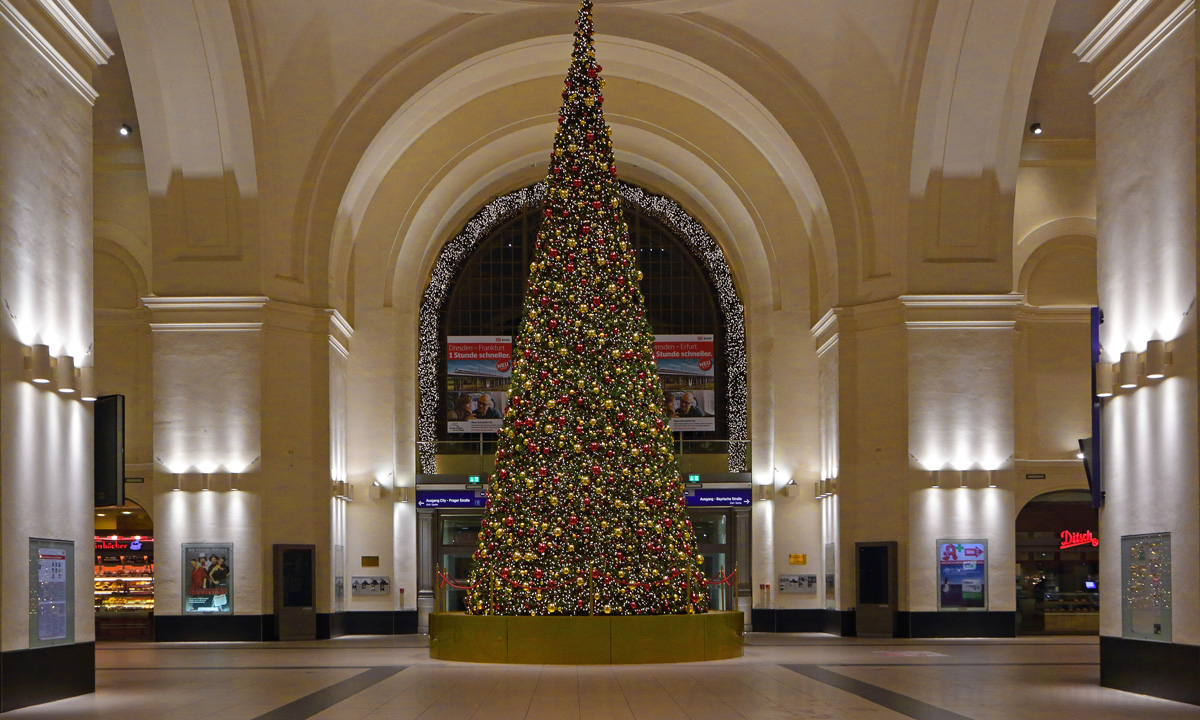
94 536 154 639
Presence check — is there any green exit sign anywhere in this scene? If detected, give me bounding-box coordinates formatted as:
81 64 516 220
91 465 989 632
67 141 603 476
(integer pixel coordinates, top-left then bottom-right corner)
687 474 701 484
467 475 481 484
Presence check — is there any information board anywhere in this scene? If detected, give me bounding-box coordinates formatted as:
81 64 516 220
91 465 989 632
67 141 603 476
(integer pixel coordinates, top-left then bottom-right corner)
1122 532 1171 642
28 539 74 647
937 539 988 610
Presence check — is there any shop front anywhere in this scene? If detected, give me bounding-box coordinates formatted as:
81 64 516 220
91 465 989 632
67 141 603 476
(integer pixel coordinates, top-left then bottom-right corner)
94 502 155 640
1015 490 1099 634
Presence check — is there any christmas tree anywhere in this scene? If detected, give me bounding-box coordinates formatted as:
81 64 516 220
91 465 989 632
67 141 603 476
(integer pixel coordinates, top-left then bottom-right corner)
464 0 708 616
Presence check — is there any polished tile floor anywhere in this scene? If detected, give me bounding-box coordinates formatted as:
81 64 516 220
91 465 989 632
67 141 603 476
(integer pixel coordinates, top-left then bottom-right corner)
4 634 1199 720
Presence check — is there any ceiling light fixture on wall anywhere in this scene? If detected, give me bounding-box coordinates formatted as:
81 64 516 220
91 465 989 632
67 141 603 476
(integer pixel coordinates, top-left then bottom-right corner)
1119 350 1139 388
30 344 51 383
1029 122 1042 135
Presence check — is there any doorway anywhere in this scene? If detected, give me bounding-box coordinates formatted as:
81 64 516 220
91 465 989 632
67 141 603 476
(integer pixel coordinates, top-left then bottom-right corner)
1016 490 1099 634
273 544 316 640
94 500 154 641
855 541 898 637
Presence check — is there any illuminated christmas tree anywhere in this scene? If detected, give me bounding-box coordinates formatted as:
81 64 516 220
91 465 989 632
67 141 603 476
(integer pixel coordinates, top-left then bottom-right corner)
465 0 707 616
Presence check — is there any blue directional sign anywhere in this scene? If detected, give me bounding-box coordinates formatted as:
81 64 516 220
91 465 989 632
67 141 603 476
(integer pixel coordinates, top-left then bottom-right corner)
685 488 752 507
416 490 487 509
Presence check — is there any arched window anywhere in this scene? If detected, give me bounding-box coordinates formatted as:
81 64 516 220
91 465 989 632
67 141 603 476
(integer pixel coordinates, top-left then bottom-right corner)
418 183 746 473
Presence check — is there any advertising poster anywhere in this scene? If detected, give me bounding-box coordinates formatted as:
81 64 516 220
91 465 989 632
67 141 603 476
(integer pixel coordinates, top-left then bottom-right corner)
351 576 391 596
1122 532 1171 641
937 540 988 610
446 336 511 434
182 543 233 614
655 334 716 432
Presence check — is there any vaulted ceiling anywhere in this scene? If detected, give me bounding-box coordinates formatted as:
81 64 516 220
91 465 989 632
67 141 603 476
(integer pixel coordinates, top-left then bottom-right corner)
82 0 1106 320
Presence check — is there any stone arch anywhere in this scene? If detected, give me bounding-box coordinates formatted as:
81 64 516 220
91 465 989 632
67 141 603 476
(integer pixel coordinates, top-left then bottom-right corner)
93 231 149 308
301 8 870 319
1018 234 1098 307
416 183 746 474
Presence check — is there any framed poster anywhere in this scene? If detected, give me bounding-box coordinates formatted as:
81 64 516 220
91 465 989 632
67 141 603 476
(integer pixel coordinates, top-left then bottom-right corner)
182 543 233 614
1122 532 1171 641
937 539 988 610
28 539 74 647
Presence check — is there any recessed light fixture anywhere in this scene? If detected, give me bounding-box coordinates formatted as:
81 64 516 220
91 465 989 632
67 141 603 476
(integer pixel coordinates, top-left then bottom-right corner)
119 123 132 136
1030 122 1042 135
121 511 132 515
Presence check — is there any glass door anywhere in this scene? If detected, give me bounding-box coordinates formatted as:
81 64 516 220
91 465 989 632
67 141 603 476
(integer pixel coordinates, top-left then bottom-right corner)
689 510 732 610
436 511 482 611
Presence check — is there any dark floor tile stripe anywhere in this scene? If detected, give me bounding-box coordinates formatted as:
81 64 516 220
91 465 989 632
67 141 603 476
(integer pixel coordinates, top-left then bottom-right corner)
252 665 406 720
783 664 974 720
99 666 379 671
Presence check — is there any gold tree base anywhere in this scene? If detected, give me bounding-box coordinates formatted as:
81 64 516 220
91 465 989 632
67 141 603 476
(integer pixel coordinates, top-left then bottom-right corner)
429 611 743 664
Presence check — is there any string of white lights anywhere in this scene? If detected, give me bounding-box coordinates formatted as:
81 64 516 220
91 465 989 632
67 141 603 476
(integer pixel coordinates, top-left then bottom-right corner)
418 182 748 474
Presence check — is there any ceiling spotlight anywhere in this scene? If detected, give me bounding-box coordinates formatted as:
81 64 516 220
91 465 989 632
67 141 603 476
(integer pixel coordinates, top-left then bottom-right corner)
1029 122 1042 135
119 123 132 137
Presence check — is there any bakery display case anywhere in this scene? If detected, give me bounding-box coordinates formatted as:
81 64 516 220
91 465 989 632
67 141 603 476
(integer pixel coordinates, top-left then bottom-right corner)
94 535 154 640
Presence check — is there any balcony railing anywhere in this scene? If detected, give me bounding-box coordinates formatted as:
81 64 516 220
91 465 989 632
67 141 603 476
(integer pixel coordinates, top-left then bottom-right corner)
417 438 750 477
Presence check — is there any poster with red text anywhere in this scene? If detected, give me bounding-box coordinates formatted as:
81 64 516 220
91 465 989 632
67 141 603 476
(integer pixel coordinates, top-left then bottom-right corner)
655 334 715 432
446 336 511 434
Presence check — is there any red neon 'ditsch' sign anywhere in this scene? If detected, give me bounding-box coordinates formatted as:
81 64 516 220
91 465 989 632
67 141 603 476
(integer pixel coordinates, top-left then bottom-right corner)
1060 530 1099 550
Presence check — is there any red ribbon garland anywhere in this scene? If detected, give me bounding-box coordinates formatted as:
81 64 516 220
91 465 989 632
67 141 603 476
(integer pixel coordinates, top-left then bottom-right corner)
438 567 738 592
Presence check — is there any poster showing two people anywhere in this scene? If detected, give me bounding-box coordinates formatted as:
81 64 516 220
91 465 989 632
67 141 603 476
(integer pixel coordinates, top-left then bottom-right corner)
183 543 233 614
446 335 716 433
938 540 987 610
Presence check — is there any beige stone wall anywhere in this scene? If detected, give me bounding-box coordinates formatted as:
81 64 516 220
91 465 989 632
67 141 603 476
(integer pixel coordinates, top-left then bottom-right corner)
1091 12 1197 643
0 10 99 650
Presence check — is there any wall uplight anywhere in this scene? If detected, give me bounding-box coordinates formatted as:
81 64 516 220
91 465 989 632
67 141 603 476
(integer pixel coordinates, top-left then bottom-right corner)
30 344 51 383
1145 339 1171 379
1119 350 1139 388
56 355 75 393
79 365 96 401
1095 362 1113 397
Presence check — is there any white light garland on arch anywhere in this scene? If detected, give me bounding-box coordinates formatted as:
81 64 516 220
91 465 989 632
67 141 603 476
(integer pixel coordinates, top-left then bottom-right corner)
418 182 748 474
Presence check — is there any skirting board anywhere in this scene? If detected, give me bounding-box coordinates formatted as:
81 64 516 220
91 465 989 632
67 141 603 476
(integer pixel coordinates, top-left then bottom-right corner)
1100 635 1200 705
0 642 95 712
